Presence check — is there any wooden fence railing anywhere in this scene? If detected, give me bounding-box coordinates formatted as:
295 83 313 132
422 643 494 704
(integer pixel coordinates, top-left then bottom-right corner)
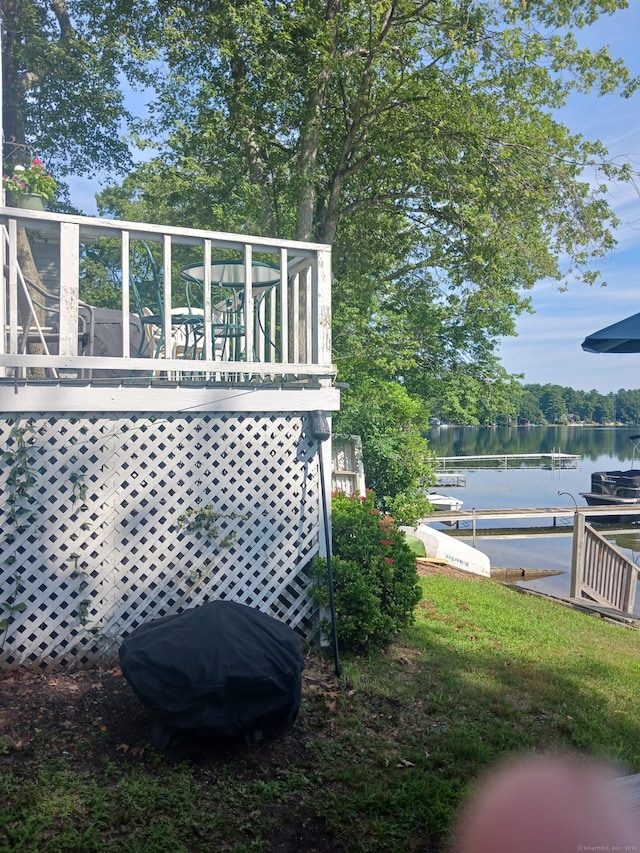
571 512 639 613
1 207 334 383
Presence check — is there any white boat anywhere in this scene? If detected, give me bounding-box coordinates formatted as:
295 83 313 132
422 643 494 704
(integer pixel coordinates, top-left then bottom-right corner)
427 491 464 513
400 524 491 577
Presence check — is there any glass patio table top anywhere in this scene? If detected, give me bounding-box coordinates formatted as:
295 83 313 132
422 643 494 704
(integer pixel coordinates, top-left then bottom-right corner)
179 260 280 299
179 260 280 362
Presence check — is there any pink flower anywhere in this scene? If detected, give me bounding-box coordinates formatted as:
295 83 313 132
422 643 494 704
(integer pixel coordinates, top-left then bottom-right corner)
381 539 394 546
3 158 56 201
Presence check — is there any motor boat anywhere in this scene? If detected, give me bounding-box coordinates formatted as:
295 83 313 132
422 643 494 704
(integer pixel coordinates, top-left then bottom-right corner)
427 491 464 513
579 470 640 521
579 434 640 522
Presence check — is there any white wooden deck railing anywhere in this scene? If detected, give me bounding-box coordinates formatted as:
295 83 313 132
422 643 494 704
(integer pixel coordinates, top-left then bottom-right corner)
571 512 639 613
1 207 334 384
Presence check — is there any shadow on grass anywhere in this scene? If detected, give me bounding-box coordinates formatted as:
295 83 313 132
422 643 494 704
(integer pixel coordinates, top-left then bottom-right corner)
318 576 640 850
2 576 640 853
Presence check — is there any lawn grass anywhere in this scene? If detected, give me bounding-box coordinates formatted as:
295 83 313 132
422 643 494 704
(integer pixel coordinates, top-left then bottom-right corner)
2 576 640 851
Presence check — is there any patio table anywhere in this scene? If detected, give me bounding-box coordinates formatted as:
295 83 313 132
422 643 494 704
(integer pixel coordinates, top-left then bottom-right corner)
179 260 280 362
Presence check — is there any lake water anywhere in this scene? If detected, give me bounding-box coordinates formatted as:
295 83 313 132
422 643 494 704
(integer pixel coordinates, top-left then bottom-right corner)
425 425 640 605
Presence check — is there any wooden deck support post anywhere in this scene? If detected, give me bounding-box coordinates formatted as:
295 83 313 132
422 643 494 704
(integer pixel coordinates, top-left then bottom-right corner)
570 510 585 600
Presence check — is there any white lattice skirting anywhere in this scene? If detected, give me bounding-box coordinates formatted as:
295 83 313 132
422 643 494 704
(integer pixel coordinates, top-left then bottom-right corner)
0 411 323 670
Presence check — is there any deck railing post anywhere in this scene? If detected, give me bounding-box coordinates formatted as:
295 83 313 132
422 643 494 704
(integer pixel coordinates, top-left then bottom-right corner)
162 235 172 360
0 222 6 375
622 563 638 614
243 243 254 363
279 248 289 366
315 247 332 376
570 510 586 599
121 231 130 358
58 222 80 357
4 219 18 373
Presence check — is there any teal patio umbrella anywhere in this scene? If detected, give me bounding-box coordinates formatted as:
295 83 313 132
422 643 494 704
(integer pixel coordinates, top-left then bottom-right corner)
582 312 640 354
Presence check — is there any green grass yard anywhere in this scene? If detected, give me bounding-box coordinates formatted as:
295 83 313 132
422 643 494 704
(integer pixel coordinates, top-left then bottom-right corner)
2 575 640 852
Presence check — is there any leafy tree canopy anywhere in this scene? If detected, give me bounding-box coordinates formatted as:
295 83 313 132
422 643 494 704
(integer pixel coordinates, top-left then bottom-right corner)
96 1 637 395
1 0 158 178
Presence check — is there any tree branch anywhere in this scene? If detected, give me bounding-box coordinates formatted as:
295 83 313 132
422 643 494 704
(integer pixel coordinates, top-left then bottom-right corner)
49 0 75 39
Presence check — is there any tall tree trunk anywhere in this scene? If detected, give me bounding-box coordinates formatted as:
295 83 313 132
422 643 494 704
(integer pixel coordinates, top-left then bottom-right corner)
2 0 46 366
294 0 342 242
229 55 278 236
2 0 55 357
295 65 333 242
318 2 397 244
2 0 29 165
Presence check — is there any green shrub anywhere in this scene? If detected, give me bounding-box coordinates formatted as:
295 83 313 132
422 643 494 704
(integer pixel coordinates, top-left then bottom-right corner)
310 490 422 651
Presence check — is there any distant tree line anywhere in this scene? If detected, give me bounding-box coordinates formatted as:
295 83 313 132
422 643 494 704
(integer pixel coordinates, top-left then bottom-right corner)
430 377 640 426
515 384 640 426
429 383 640 427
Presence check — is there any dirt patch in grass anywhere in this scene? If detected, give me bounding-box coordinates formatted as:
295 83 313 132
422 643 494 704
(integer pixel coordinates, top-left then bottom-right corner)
0 566 474 769
415 558 487 581
0 560 470 769
0 653 351 850
0 567 557 852
0 652 340 769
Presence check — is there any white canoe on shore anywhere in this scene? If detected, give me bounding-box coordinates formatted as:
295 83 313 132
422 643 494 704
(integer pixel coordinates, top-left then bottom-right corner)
400 524 491 577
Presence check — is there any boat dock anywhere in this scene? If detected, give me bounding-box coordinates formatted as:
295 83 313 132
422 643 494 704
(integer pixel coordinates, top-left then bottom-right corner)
434 473 467 487
430 506 579 526
424 505 640 538
435 452 581 471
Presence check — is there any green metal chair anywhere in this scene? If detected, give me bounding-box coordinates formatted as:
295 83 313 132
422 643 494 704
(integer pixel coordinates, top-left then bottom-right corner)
129 242 203 364
180 260 280 363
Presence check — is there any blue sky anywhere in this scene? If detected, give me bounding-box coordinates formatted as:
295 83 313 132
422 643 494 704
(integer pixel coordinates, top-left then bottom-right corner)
497 4 640 394
68 5 640 394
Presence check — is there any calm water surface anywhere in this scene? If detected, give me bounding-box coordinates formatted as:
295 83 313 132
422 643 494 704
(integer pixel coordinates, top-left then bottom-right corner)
426 425 640 604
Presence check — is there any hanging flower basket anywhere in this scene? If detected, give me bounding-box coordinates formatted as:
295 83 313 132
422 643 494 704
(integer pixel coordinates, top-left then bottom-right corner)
16 193 46 211
3 158 57 207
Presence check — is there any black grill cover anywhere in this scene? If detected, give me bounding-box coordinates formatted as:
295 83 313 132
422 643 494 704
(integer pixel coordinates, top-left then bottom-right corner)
119 600 304 747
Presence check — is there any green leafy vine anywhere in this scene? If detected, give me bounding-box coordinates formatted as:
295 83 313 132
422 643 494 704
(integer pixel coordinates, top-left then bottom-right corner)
177 505 248 547
68 447 94 630
69 553 91 628
0 418 37 646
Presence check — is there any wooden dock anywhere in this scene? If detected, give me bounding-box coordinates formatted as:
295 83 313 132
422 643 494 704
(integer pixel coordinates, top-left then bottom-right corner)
425 505 640 531
434 473 467 487
435 452 581 471
420 506 640 628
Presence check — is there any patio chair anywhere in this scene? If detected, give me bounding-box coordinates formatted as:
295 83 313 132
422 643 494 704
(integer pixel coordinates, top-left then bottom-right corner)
129 242 204 371
180 259 280 368
8 269 96 378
